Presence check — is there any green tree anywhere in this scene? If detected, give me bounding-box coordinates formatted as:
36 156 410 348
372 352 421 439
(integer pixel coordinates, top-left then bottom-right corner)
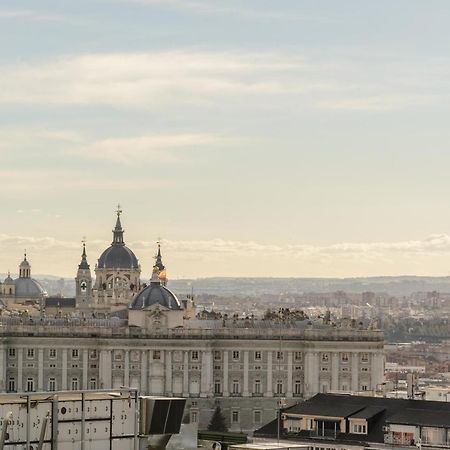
207 406 228 432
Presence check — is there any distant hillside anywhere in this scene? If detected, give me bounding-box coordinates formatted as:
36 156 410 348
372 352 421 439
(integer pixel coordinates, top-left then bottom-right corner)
4 274 450 297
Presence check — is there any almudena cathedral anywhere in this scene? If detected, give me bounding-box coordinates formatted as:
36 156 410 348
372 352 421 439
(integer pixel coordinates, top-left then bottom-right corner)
0 209 385 432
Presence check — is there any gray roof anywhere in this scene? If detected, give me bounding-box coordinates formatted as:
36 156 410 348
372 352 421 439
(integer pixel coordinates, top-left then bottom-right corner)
14 277 44 297
97 245 139 269
130 282 181 310
45 297 76 307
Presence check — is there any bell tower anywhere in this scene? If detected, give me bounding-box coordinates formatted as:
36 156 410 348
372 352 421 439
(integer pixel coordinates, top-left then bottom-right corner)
75 240 92 309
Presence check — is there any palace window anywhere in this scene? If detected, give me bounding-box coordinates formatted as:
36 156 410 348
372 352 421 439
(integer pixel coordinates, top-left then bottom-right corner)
294 351 302 361
254 351 262 361
294 380 302 395
49 349 57 359
72 349 79 359
71 378 79 391
153 350 161 360
8 348 16 358
214 351 221 361
254 380 261 394
361 353 369 362
214 380 222 395
48 377 57 391
276 351 284 361
191 351 199 361
90 350 98 359
232 410 240 424
276 380 284 395
254 410 262 424
191 411 198 423
89 378 97 390
26 377 35 392
232 351 240 361
8 377 16 392
232 380 240 394
341 352 349 362
27 348 35 359
321 353 329 362
352 423 367 434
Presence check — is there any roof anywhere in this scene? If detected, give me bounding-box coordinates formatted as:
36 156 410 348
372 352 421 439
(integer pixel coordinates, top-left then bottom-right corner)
98 244 139 269
45 297 76 307
130 282 181 310
14 277 45 297
256 394 450 445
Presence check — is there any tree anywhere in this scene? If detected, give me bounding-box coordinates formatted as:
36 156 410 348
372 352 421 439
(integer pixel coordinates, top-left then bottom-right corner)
207 406 228 432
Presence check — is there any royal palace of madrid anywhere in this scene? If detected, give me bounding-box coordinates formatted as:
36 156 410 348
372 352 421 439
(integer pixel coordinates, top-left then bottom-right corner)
0 208 384 432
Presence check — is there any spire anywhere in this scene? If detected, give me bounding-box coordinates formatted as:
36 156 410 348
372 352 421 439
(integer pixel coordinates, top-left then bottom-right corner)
155 240 165 271
154 240 167 286
112 204 125 245
78 240 90 270
150 264 161 284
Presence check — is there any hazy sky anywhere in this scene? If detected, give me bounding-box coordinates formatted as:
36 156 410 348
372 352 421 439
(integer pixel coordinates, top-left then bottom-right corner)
2 0 450 279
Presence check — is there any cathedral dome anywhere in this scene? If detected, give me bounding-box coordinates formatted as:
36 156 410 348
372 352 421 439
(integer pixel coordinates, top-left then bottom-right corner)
14 278 44 297
98 245 139 269
97 208 139 270
129 282 181 310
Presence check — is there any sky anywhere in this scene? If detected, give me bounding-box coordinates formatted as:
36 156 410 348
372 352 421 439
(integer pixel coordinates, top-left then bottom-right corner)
2 0 450 278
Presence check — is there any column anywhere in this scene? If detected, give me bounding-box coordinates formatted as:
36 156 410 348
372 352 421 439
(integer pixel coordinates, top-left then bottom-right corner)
165 351 172 395
62 349 68 390
351 353 359 392
305 351 319 397
223 351 229 397
0 348 5 392
100 350 112 389
140 350 148 394
124 350 130 387
18 348 23 392
82 349 88 389
287 351 293 398
38 348 44 391
331 352 339 391
372 352 384 389
200 351 212 397
243 351 249 397
265 351 273 397
183 351 189 396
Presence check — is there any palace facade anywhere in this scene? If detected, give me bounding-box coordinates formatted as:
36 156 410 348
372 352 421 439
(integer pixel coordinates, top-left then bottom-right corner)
0 210 385 432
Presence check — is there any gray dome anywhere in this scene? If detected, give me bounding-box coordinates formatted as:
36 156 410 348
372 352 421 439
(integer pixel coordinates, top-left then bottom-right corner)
130 282 181 310
98 245 139 269
4 274 14 285
14 278 44 297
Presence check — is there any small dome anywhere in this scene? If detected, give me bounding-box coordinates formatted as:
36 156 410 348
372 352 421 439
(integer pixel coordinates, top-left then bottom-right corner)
130 282 181 310
4 274 14 285
14 278 44 297
98 245 139 269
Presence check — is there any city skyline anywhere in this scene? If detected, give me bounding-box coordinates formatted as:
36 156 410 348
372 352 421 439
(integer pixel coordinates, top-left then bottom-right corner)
2 1 450 277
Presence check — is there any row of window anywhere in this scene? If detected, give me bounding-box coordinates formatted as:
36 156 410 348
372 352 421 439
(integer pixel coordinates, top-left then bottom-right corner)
212 379 303 395
8 348 98 359
190 409 262 425
7 376 97 393
7 348 371 364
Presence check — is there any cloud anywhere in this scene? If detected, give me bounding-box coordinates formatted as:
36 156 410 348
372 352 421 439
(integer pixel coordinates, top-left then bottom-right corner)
72 133 218 164
0 8 75 23
121 0 331 22
0 49 442 113
2 233 450 278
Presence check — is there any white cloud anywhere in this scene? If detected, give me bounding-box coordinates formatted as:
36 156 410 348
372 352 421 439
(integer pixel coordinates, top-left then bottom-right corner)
121 0 331 22
2 233 450 278
73 133 218 164
0 49 443 113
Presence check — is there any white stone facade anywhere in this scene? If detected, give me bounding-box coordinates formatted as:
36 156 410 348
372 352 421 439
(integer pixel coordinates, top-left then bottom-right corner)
0 320 384 433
